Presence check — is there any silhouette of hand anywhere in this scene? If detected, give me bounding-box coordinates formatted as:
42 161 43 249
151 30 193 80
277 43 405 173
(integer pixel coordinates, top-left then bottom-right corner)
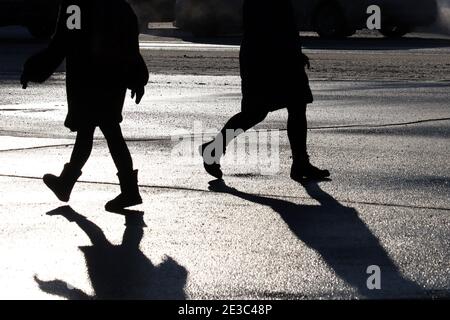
302 53 311 70
20 72 29 89
131 86 145 105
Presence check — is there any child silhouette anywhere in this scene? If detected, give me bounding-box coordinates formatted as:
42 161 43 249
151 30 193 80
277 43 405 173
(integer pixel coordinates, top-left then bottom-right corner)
21 0 149 211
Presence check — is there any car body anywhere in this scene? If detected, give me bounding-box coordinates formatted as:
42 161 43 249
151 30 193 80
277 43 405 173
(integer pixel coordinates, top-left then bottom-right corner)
129 0 176 30
174 0 438 37
0 0 60 38
0 0 177 38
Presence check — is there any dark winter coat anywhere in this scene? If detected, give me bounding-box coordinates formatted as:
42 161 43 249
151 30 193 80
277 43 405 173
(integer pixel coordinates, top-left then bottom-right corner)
22 0 149 131
240 0 313 112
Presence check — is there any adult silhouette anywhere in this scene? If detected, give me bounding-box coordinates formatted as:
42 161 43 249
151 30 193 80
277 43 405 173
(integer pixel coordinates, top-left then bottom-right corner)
200 0 329 181
209 180 424 298
35 206 188 300
21 0 149 211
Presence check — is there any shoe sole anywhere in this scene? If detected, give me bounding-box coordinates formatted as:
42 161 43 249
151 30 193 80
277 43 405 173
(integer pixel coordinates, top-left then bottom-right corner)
290 172 331 183
105 198 143 212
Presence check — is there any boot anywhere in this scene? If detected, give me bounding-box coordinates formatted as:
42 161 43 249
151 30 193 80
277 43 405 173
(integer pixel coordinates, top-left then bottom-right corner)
105 170 143 212
290 156 330 182
199 140 223 180
43 163 82 202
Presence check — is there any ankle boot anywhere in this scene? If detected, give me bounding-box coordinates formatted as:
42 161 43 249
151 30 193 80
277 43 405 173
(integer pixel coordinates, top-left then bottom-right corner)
290 156 330 182
199 140 223 179
43 163 82 202
105 170 143 212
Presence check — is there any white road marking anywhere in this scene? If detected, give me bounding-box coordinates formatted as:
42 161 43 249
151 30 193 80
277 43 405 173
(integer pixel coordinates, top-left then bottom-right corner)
140 41 239 51
138 40 450 54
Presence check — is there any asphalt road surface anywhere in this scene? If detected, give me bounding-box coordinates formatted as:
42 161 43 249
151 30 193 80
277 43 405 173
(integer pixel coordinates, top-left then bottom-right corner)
0 27 449 299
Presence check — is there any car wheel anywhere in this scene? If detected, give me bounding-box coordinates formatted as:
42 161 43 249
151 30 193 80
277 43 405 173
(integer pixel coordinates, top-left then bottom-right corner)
181 0 218 37
191 22 218 37
314 2 347 38
342 28 356 37
379 25 409 38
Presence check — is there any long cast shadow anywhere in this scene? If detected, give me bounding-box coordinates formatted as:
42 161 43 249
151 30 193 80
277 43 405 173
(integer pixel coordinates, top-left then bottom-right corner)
209 179 423 298
35 206 188 300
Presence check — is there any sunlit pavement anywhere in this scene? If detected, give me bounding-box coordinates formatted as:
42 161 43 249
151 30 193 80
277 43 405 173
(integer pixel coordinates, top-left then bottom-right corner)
0 74 449 299
1 26 449 299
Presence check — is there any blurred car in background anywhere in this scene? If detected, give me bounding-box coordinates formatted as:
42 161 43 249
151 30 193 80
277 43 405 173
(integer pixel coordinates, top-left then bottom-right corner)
174 0 439 38
0 0 177 38
174 0 241 36
1 0 437 39
0 0 59 38
129 0 176 31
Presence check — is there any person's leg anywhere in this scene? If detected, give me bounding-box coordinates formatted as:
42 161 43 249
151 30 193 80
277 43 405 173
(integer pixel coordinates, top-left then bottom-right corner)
43 126 96 202
219 110 268 151
99 123 133 173
287 105 330 181
99 123 142 211
287 104 308 163
204 110 267 160
200 107 268 179
69 126 96 171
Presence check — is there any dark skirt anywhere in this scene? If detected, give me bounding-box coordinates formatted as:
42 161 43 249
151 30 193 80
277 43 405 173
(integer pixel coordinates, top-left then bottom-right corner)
241 71 313 113
239 47 313 113
64 68 127 132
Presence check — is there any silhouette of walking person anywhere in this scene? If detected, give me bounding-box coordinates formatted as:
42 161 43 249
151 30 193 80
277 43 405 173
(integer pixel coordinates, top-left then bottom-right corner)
20 0 149 211
200 0 329 181
35 206 188 299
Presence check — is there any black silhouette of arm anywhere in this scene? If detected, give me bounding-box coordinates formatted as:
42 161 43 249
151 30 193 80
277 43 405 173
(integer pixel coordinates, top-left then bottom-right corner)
21 3 67 87
124 5 149 94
